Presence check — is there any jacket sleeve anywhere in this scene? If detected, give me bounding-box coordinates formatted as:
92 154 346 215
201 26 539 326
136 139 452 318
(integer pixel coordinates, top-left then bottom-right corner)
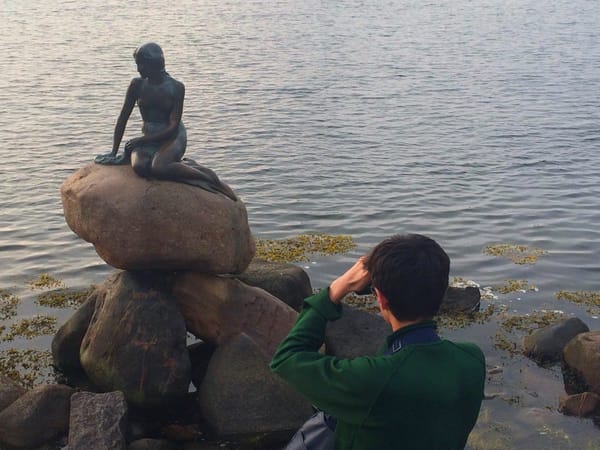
269 288 390 424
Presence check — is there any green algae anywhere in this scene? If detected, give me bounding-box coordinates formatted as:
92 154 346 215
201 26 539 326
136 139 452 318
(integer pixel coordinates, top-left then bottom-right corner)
255 234 356 263
29 273 64 290
466 408 514 450
436 303 502 331
499 310 564 334
0 290 20 321
483 243 547 265
2 315 57 341
494 279 537 294
0 348 54 388
556 290 600 315
36 287 93 308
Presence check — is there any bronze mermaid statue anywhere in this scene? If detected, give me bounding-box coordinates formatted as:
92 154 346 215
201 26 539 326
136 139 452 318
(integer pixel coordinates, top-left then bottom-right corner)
95 42 237 201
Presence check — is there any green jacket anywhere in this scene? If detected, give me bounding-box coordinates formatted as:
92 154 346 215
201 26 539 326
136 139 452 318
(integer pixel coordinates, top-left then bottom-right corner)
270 288 486 450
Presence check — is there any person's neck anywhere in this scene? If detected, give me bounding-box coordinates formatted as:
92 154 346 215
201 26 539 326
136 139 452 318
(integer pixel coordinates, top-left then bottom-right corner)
389 316 431 332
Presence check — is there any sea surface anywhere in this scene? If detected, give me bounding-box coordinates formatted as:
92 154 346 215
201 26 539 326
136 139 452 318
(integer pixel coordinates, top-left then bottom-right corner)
1 0 599 447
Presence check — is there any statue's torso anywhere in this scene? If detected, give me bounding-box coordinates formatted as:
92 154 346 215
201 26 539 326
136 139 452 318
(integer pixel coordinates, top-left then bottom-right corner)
137 76 181 125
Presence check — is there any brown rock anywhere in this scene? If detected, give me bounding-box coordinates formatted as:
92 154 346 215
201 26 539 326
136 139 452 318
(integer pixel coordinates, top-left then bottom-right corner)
0 375 26 413
558 392 600 417
198 333 312 438
0 384 74 449
562 331 600 395
80 271 191 407
61 163 254 273
173 273 298 357
235 259 313 311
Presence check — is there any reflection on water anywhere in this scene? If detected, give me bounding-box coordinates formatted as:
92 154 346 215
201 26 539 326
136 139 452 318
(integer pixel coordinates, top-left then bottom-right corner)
1 0 600 447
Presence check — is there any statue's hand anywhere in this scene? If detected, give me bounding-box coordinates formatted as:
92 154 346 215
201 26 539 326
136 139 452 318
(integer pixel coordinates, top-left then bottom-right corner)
124 138 143 153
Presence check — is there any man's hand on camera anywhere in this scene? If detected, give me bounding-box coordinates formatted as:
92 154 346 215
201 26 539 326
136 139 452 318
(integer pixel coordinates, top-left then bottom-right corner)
329 256 371 304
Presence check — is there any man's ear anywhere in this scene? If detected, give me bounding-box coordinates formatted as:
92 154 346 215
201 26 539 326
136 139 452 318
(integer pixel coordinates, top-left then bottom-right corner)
376 289 390 311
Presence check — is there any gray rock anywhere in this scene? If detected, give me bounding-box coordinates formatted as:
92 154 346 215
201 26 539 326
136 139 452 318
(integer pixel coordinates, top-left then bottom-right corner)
439 286 481 315
69 391 128 450
523 317 589 366
558 392 600 418
198 333 313 438
0 375 26 413
61 163 254 273
235 259 313 311
80 271 191 407
562 331 600 395
0 384 74 449
326 307 389 358
52 291 98 373
173 273 298 357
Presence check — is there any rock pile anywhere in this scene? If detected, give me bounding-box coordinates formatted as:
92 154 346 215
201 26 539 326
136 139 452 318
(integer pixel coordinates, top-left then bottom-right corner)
0 163 489 449
522 317 600 421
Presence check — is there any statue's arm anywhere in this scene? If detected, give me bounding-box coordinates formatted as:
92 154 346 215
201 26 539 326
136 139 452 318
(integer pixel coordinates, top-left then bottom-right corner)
111 79 140 156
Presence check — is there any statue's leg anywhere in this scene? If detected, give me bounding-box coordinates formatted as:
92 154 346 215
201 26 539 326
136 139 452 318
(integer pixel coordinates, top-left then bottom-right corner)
131 150 153 178
151 138 237 201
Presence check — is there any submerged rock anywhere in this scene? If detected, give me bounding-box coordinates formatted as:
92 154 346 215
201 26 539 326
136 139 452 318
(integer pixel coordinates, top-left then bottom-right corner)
523 317 589 366
439 286 481 315
61 163 254 273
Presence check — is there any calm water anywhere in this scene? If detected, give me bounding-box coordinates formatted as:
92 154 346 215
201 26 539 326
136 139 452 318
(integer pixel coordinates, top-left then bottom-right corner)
1 0 599 447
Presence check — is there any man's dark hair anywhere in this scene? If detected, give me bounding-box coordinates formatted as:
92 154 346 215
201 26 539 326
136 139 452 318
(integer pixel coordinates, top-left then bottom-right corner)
366 234 450 321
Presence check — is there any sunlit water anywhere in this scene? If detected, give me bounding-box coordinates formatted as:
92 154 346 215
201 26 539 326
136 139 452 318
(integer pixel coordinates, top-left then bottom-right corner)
1 0 599 447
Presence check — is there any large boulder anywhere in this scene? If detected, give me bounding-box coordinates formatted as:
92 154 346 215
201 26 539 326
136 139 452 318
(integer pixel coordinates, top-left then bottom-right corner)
80 271 191 407
562 331 600 395
68 391 128 450
173 273 298 357
235 259 313 311
523 317 589 366
61 163 254 273
198 333 312 441
0 384 74 449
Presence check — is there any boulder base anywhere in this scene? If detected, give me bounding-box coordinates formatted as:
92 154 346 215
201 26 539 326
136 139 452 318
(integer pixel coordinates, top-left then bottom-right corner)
61 164 254 273
173 273 298 357
198 333 313 439
80 271 191 407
